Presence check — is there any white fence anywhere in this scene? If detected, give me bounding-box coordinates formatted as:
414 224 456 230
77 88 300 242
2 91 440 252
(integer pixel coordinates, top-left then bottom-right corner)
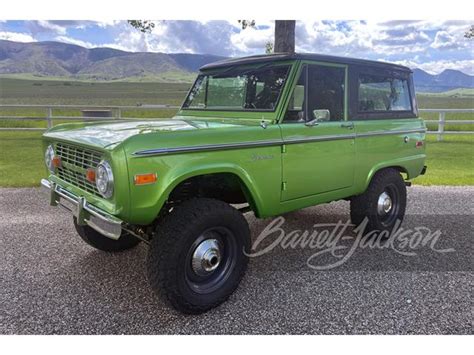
419 108 474 141
0 105 473 141
0 104 179 131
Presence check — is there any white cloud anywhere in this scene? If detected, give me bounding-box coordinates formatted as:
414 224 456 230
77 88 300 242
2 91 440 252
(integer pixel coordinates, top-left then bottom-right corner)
231 24 273 53
29 20 67 35
294 20 436 56
54 36 95 48
95 20 123 28
431 31 457 49
430 29 470 51
0 31 36 42
103 21 243 55
103 25 150 52
25 20 103 35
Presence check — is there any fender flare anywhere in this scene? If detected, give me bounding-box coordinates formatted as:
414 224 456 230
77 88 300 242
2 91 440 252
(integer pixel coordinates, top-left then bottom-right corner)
156 164 265 217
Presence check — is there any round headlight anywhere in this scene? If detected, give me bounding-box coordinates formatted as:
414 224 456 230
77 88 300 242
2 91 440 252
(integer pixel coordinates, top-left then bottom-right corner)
96 160 114 198
45 145 55 173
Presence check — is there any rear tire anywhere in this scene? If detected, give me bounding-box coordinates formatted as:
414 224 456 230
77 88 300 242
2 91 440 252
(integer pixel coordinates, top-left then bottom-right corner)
73 217 140 252
147 198 250 314
350 168 407 233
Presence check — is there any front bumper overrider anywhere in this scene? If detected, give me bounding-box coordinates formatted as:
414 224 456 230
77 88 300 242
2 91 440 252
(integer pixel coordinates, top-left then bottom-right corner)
41 178 123 240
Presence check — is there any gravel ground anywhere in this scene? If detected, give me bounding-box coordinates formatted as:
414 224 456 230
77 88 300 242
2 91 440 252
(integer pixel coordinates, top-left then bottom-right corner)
0 186 472 334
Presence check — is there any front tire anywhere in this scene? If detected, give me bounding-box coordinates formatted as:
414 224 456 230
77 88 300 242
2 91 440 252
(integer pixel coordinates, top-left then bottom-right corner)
73 217 140 252
350 168 407 233
147 198 250 314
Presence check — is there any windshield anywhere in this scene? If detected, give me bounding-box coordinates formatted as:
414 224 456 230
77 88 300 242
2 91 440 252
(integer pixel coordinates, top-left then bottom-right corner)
182 64 291 111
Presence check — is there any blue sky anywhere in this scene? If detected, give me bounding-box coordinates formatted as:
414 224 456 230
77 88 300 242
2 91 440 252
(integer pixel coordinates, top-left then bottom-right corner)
0 20 472 74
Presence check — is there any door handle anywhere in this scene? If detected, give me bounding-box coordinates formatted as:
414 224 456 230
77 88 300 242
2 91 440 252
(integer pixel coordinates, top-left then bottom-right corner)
340 122 354 129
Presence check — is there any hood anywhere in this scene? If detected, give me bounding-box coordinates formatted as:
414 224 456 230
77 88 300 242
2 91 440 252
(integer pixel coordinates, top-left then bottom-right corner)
43 119 244 149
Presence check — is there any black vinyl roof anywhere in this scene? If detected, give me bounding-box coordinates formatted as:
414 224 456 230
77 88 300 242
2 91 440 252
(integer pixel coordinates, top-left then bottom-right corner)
200 53 412 73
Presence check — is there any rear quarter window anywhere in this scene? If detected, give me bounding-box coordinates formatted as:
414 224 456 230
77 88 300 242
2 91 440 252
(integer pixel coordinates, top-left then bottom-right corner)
351 67 417 120
358 74 411 112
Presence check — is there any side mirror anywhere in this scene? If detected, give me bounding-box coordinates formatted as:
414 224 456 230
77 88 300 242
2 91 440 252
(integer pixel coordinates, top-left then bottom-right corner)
312 109 330 122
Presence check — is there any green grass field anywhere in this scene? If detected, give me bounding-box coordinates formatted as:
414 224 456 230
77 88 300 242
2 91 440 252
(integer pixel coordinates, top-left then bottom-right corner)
0 77 472 187
0 77 188 128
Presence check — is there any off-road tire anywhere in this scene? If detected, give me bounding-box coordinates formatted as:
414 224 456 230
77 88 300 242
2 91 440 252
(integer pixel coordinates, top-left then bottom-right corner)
147 198 250 314
350 168 407 233
73 217 140 252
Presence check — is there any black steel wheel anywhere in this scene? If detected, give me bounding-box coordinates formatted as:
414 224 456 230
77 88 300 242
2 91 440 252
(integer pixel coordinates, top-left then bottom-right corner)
184 226 239 295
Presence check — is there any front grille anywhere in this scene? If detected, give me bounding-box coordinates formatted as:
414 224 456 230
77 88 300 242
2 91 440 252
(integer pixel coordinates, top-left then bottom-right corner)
55 143 102 196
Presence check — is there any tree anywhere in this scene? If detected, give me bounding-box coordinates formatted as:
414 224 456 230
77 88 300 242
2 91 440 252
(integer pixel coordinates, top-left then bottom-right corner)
274 20 295 53
265 41 274 54
127 20 155 33
237 20 255 30
465 25 474 38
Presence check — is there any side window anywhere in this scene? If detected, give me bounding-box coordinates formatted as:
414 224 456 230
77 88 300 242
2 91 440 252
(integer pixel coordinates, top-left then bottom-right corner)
358 74 411 112
284 67 306 122
307 65 345 121
284 64 346 122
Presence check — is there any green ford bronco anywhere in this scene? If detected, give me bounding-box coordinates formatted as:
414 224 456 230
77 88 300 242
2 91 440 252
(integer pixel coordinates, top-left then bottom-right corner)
41 53 427 313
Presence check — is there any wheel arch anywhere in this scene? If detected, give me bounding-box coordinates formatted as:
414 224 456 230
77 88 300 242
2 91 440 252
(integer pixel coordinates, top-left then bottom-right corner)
363 162 410 193
158 165 265 217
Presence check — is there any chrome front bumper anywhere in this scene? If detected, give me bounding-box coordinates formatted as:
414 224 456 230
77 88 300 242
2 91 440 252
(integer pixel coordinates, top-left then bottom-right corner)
41 178 123 240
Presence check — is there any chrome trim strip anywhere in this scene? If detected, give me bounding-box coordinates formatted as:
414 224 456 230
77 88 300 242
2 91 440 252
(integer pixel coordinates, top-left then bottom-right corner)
41 178 123 240
284 133 355 144
356 128 426 138
133 139 282 156
132 128 427 156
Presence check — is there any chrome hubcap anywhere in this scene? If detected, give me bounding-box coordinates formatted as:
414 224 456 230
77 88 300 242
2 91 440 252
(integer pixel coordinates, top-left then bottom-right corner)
377 191 393 215
191 239 222 276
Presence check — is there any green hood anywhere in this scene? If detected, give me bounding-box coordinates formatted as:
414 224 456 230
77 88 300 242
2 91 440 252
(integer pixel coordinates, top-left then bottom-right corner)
43 119 244 150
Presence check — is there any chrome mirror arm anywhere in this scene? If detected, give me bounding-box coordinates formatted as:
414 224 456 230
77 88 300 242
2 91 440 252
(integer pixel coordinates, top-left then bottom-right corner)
305 118 320 127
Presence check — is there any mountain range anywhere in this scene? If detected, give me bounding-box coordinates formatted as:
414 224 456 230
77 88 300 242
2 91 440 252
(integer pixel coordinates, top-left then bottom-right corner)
0 40 224 82
0 40 473 92
412 68 473 93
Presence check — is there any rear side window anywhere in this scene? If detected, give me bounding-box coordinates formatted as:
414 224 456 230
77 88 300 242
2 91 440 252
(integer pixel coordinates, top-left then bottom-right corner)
358 74 411 112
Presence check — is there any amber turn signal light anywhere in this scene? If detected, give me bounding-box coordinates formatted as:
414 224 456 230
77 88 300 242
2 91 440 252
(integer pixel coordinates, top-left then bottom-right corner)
52 156 62 168
134 173 157 185
85 168 96 183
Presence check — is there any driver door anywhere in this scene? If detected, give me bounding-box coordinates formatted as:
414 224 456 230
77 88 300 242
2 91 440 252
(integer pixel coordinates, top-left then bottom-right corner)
279 62 355 201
